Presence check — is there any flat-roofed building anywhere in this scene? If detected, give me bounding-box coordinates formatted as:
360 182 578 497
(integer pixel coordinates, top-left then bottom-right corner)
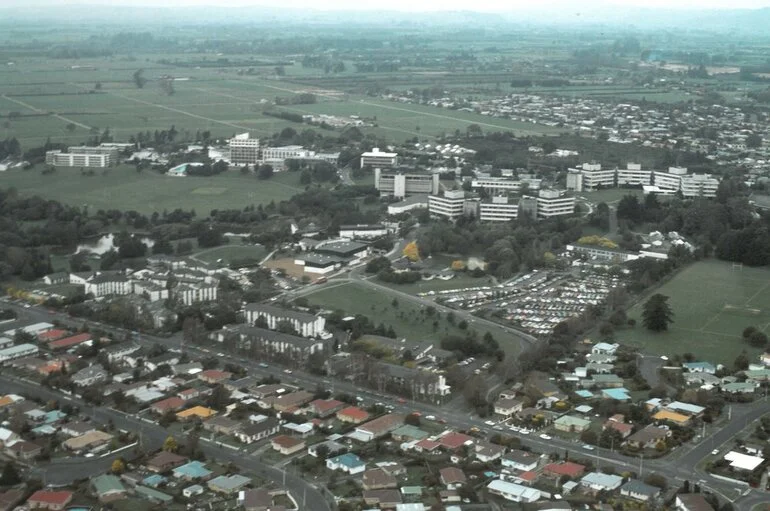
575 163 615 190
361 148 398 168
471 177 542 194
228 133 260 164
46 145 118 168
429 190 466 220
375 169 439 198
536 189 575 218
0 344 38 364
617 163 652 187
680 173 719 198
479 195 519 222
242 304 325 337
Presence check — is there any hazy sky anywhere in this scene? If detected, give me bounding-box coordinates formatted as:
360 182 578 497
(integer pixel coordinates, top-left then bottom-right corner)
4 0 770 9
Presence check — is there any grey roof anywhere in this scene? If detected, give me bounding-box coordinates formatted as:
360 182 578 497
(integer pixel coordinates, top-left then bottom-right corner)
220 325 319 349
243 303 317 323
239 417 279 436
315 240 368 257
621 479 661 497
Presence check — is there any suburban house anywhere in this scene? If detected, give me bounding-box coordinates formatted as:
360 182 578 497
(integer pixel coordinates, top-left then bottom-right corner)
592 342 619 355
502 449 540 472
234 417 280 444
439 467 467 490
362 468 398 490
326 453 366 474
203 416 242 436
351 414 404 442
307 399 345 418
207 475 251 495
494 397 524 418
581 472 623 492
626 425 671 449
554 415 591 433
543 462 586 480
270 435 306 455
26 490 73 510
486 480 541 503
91 475 127 503
362 489 402 508
71 365 108 386
620 479 661 502
336 406 370 424
676 494 716 511
147 451 188 473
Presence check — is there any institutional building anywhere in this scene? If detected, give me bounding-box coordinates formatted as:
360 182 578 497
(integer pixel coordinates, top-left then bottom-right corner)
375 169 440 198
228 133 260 164
428 190 467 220
536 189 576 218
570 163 615 191
568 163 719 198
471 177 542 194
361 148 398 168
46 145 119 168
479 195 519 222
242 303 326 338
616 163 652 187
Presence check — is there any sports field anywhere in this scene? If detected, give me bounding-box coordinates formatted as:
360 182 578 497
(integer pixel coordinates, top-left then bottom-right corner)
192 244 267 266
622 260 770 363
0 164 304 214
301 280 521 358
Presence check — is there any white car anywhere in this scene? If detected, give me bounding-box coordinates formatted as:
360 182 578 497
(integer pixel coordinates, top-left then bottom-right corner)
711 449 720 455
582 444 595 451
283 369 293 374
510 426 520 432
484 420 495 426
425 415 436 421
519 429 530 435
539 434 552 440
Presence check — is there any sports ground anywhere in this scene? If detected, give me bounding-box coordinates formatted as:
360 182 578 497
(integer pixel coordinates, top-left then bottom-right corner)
622 260 770 364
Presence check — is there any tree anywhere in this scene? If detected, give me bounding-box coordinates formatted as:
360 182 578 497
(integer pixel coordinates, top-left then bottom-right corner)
257 164 274 180
644 472 667 490
0 463 21 485
163 435 178 452
404 413 421 426
642 294 674 332
111 458 126 474
402 241 420 262
743 326 769 348
132 69 147 89
747 133 762 149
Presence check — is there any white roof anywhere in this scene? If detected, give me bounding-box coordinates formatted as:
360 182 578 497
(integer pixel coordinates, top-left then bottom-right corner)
283 422 314 434
724 451 765 471
487 479 541 501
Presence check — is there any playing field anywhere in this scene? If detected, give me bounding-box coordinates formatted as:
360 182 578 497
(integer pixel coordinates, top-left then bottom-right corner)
192 244 267 266
621 260 770 363
0 164 304 214
301 281 521 358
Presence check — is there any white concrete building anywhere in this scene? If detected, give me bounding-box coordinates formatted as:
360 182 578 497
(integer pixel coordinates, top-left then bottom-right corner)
653 167 687 195
428 190 467 220
175 283 218 306
46 145 118 168
375 169 439 198
228 133 260 164
387 195 429 215
339 224 393 240
243 304 326 338
575 163 615 190
361 148 398 168
536 189 575 218
84 273 131 298
479 196 519 222
471 177 542 194
566 169 584 192
680 173 719 198
617 163 652 187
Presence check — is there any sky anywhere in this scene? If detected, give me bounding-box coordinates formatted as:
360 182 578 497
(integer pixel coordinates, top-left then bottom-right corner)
3 0 770 9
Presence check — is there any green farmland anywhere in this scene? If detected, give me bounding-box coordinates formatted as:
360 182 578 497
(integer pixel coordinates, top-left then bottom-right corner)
620 260 770 364
0 164 305 214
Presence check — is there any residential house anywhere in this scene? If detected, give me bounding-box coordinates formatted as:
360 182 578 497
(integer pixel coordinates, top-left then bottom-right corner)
150 396 185 415
7 440 42 460
182 485 205 498
308 439 347 458
238 489 276 511
475 442 506 463
494 398 524 418
581 472 623 492
363 489 402 508
603 419 633 438
173 461 213 481
63 430 113 452
197 369 233 385
620 479 661 502
270 435 306 455
326 453 366 474
543 462 586 480
208 474 251 495
438 432 474 451
486 480 541 503
91 475 127 503
362 468 398 491
0 428 18 447
234 417 280 444
676 494 716 511
502 449 540 472
351 414 404 442
203 416 242 436
147 451 188 473
336 406 369 424
26 490 73 510
261 390 314 412
592 343 619 355
176 406 216 421
682 362 717 374
554 415 591 433
626 425 671 449
307 399 345 418
439 467 467 490
71 365 108 386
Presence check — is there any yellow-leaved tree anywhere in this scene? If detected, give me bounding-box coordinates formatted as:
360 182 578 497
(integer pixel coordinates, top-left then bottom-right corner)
111 458 126 474
163 435 178 453
403 241 420 262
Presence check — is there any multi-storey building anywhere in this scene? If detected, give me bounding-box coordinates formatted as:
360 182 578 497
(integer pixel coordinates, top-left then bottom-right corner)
536 189 575 218
242 303 326 338
680 173 719 198
616 163 652 187
215 324 324 364
360 148 398 168
428 190 467 220
479 195 519 222
46 145 118 168
228 133 260 164
652 167 686 195
574 163 615 191
374 169 439 198
175 283 218 306
84 272 131 297
471 177 542 194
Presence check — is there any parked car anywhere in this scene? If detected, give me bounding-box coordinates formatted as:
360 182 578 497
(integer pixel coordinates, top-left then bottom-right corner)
582 444 595 451
539 434 552 440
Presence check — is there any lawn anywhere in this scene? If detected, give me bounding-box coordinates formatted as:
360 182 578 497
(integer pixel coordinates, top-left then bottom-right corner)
0 165 305 214
192 244 267 266
581 188 644 204
301 280 521 357
619 260 770 364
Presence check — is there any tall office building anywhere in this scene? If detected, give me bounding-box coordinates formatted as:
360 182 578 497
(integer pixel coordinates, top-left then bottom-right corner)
228 133 260 164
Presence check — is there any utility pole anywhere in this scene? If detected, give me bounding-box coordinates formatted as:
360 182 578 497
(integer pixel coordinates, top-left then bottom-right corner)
639 455 643 477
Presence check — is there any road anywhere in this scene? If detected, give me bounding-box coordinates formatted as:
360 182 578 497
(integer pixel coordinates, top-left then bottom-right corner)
4 303 770 508
0 375 332 510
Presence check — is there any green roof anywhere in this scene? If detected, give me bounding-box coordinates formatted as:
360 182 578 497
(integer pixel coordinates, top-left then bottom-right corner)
400 486 423 495
92 475 125 495
134 485 173 503
391 425 430 440
554 415 591 427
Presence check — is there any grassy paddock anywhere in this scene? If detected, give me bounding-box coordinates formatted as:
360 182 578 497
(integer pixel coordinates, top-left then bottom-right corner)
0 164 305 214
192 244 266 266
620 260 770 363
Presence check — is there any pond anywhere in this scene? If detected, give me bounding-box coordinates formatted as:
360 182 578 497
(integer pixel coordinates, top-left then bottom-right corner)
75 233 154 255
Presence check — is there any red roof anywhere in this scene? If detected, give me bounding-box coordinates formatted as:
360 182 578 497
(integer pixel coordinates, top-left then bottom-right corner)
517 470 538 482
438 432 473 450
604 420 633 435
198 369 232 381
152 396 184 412
544 461 586 478
337 406 369 421
27 490 73 506
309 399 344 414
37 329 68 341
49 332 91 350
415 439 441 451
439 467 467 484
272 435 305 449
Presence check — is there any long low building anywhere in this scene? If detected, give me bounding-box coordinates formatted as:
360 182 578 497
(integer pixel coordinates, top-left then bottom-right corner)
242 303 325 337
567 163 719 198
486 480 541 503
0 343 38 364
375 169 439 198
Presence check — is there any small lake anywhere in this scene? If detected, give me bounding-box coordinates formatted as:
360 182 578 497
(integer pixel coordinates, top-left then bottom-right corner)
75 233 154 255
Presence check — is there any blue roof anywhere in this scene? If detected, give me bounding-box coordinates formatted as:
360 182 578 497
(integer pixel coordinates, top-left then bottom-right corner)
602 388 631 401
31 424 57 435
330 453 364 468
173 461 212 479
44 410 67 424
575 390 594 398
143 474 167 487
